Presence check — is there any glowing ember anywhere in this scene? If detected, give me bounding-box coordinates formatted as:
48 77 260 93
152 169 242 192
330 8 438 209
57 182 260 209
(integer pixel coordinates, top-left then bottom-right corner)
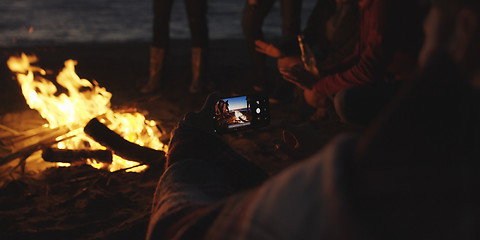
7 53 166 172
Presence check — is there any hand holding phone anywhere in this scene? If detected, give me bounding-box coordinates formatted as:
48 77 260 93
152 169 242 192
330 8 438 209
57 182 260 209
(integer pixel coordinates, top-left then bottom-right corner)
214 94 270 133
182 93 219 133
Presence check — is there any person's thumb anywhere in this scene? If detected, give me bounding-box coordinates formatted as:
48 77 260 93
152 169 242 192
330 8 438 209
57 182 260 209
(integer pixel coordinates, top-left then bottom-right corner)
200 92 219 114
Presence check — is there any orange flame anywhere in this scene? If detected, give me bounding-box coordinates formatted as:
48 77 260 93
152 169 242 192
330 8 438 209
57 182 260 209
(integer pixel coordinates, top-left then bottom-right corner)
7 53 166 172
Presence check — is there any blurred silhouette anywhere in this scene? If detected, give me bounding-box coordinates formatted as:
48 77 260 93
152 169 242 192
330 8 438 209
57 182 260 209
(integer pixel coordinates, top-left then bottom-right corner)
242 0 303 94
147 1 480 239
142 0 209 94
259 0 426 124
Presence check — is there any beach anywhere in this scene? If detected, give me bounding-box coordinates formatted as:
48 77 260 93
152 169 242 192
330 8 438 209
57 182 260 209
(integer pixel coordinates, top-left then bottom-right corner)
0 0 318 46
0 39 356 239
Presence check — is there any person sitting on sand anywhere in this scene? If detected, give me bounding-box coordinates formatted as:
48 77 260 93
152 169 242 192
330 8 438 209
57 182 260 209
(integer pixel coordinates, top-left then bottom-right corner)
350 0 480 236
146 1 480 238
256 0 427 125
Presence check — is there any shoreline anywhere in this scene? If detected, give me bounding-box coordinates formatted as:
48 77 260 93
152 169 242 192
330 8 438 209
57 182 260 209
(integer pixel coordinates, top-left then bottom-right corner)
0 39 259 113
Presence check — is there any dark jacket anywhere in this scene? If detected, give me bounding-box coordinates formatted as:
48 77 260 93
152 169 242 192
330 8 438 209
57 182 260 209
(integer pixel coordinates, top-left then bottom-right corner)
314 0 425 95
353 52 480 239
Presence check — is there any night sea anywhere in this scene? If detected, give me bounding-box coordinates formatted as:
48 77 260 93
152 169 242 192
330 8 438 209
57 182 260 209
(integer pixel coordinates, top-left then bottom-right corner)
0 0 317 46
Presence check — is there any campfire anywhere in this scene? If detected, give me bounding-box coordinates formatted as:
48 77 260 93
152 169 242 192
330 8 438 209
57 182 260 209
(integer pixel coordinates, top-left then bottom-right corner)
1 53 167 179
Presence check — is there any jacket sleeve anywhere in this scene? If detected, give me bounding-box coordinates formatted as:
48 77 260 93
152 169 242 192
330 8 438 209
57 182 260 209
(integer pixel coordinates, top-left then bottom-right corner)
314 0 389 95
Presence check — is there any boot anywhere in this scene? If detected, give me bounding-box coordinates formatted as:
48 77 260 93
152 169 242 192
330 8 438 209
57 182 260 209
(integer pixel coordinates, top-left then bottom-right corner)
190 47 207 93
141 46 166 94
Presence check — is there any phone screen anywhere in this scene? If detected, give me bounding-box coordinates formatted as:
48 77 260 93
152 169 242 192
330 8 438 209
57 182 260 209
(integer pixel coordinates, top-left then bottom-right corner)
214 94 269 133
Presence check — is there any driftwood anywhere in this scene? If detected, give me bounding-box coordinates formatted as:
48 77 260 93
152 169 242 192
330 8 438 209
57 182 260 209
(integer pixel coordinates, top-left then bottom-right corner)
0 127 73 166
42 148 113 164
84 118 165 165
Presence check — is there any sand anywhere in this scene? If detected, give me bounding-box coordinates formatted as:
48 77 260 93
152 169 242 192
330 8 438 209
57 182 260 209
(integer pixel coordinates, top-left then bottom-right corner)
0 40 356 239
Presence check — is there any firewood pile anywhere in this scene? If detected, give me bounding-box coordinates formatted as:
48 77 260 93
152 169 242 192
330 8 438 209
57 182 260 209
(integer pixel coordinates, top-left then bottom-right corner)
0 110 167 240
0 114 166 177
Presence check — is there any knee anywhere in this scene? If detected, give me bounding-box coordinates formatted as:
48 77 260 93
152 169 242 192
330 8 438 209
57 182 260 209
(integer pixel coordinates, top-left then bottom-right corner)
241 4 261 37
333 88 351 123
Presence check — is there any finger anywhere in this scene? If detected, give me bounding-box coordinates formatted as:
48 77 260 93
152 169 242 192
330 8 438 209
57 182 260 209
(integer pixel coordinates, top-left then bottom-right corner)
278 67 299 81
281 72 298 83
278 68 295 77
200 92 219 114
255 46 268 55
283 75 297 84
254 40 269 49
255 40 282 58
256 45 278 58
279 63 303 72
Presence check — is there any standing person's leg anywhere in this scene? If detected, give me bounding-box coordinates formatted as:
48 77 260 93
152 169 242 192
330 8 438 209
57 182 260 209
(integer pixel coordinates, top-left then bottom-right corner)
153 0 175 49
242 0 276 92
303 0 336 47
280 0 302 41
269 0 303 103
185 0 209 93
142 0 175 94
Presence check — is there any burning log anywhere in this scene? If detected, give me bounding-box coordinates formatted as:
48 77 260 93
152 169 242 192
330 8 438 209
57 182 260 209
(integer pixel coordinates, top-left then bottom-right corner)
42 148 113 164
84 118 165 165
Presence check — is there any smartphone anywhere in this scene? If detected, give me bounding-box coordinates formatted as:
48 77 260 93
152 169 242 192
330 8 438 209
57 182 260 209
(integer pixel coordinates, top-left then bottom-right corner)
214 94 270 133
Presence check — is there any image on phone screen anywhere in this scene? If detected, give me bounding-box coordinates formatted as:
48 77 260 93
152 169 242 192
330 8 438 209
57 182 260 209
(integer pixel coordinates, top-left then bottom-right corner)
215 96 252 129
214 94 270 133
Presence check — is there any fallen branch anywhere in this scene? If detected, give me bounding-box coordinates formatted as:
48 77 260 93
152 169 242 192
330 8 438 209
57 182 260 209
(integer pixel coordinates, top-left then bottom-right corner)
84 118 165 165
